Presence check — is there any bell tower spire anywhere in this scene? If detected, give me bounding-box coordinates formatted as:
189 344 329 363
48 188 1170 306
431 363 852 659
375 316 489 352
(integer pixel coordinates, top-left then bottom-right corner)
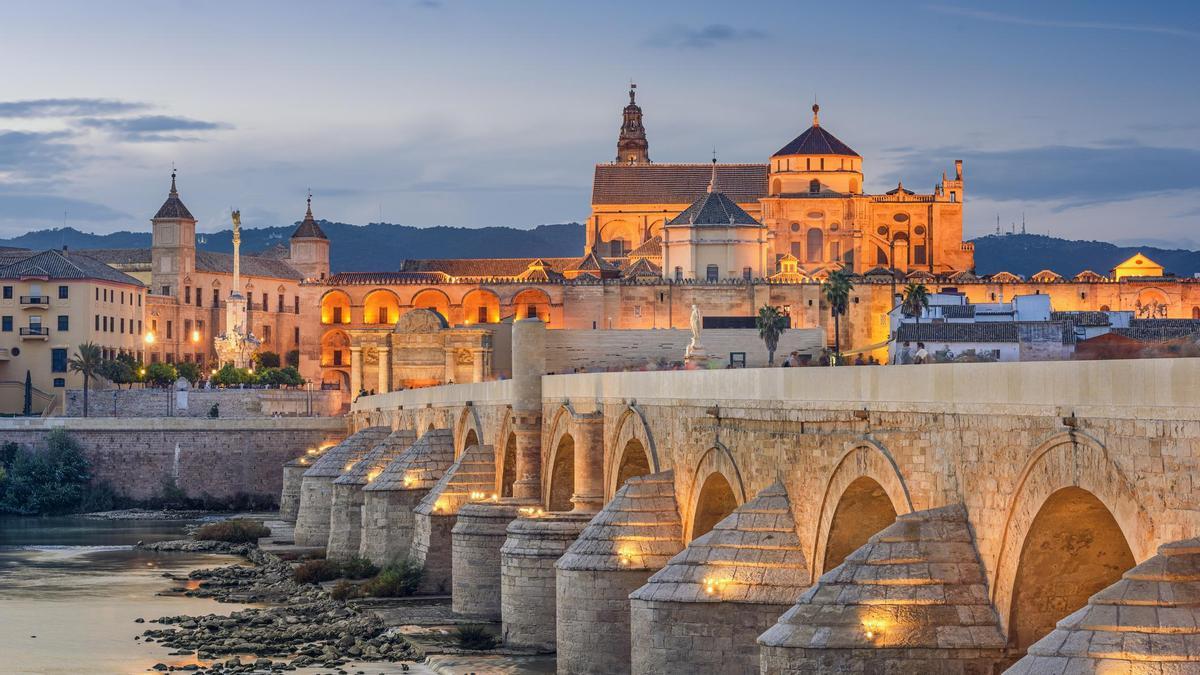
616 82 650 165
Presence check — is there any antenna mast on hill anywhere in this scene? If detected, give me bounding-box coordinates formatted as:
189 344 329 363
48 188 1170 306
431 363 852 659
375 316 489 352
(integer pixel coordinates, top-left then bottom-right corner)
1022 212 1027 235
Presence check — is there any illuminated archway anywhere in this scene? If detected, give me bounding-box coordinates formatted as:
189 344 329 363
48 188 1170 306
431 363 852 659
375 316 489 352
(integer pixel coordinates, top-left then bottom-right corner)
363 289 401 325
461 289 501 325
410 288 451 322
606 407 660 500
820 476 897 571
512 288 552 323
546 433 575 511
1008 487 1134 652
320 290 352 325
320 329 350 367
690 471 737 540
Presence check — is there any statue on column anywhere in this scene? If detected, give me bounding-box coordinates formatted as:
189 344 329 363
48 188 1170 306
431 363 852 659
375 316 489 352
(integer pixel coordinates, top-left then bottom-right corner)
214 209 259 368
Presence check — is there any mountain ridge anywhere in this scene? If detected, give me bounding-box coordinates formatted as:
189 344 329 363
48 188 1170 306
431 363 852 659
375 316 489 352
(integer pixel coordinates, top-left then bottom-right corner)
2 224 1197 279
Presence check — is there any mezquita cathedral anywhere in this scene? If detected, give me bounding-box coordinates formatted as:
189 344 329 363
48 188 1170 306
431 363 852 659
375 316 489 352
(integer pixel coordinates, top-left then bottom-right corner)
78 86 1200 402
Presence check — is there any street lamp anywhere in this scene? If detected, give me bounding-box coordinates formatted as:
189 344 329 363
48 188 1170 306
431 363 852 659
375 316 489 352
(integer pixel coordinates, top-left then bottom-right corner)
191 330 200 343
144 332 155 344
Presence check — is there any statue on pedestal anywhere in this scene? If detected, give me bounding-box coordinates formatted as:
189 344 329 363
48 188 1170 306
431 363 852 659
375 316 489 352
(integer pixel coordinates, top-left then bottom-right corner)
213 210 259 368
685 303 708 364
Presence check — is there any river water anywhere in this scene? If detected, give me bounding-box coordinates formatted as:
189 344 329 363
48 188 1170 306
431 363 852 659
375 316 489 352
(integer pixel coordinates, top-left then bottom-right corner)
0 515 253 674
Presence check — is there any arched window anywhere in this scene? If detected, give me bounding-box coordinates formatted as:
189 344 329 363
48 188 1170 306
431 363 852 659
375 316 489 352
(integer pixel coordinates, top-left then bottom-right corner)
849 178 860 194
771 178 782 195
809 179 820 194
806 228 823 263
1193 306 1200 319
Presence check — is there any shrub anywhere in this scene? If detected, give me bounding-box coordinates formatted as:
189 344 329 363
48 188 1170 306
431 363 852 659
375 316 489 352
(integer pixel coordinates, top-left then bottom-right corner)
340 556 379 580
359 559 423 598
294 559 342 585
330 580 361 602
145 362 178 387
0 430 92 515
255 351 281 369
285 349 300 368
176 361 201 385
212 364 252 387
194 519 271 543
453 625 498 650
78 480 122 513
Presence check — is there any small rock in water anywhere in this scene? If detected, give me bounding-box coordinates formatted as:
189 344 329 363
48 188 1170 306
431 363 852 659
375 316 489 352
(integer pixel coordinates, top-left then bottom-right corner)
135 617 145 623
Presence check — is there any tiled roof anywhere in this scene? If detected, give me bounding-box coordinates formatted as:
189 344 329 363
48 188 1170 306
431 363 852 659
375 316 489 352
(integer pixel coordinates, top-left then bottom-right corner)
82 247 151 266
897 321 1075 344
256 242 291 260
194 250 303 281
400 257 581 278
153 174 195 220
0 249 144 286
1115 319 1200 342
323 271 450 285
302 426 392 478
333 429 417 486
626 236 662 259
622 257 661 278
772 125 859 158
592 163 767 205
1051 311 1110 327
291 199 328 240
666 191 761 227
566 247 619 272
940 305 976 319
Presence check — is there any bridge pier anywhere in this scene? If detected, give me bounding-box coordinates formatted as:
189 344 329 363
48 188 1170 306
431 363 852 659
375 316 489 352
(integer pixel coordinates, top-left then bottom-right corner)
501 511 591 650
758 504 1006 674
629 481 809 675
1008 537 1200 672
327 429 415 561
359 429 455 565
279 455 312 522
452 501 530 619
410 443 496 595
555 471 683 675
294 426 390 547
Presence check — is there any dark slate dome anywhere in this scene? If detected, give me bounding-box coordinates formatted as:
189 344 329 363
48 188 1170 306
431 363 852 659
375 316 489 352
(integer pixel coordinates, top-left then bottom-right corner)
153 172 195 220
772 104 859 158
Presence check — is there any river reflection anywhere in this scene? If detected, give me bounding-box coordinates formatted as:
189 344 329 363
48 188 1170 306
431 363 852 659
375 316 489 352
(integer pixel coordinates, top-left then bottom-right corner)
0 516 252 675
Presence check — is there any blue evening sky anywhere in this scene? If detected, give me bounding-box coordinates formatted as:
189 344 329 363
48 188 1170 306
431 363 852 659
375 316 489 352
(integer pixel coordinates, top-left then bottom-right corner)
0 0 1197 246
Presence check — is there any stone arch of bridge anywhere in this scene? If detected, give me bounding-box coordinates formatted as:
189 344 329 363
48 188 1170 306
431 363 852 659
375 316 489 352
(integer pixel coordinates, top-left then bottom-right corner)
683 442 748 543
605 406 660 500
493 407 518 498
810 441 914 582
991 431 1154 642
453 405 484 458
414 408 446 438
543 405 576 511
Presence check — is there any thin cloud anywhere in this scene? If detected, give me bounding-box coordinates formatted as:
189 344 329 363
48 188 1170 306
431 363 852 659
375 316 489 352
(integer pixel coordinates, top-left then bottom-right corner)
927 5 1200 40
79 115 231 142
643 23 766 49
0 190 130 224
0 130 77 178
0 98 149 118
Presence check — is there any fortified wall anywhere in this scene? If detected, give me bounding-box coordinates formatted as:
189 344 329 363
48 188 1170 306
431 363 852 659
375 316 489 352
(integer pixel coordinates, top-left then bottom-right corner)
320 318 1200 672
2 417 347 502
65 388 340 418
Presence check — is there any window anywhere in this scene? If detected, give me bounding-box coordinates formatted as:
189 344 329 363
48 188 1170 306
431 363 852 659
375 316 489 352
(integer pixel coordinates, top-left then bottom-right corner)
51 348 68 373
121 317 126 333
333 350 343 366
477 307 488 323
262 293 268 311
332 307 343 324
94 314 100 330
830 242 841 261
913 245 927 265
742 267 752 281
378 307 389 324
166 320 173 339
2 286 11 299
137 320 142 335
184 319 192 340
58 285 68 299
162 285 170 296
263 325 271 343
53 378 65 388
121 291 125 304
706 264 719 282
278 294 284 312
196 320 204 339
293 326 300 345
137 293 141 307
674 266 683 281
294 296 300 314
526 304 537 319
1 316 11 332
186 286 192 304
150 353 159 364
806 228 824 263
1081 292 1087 300
57 315 69 331
213 289 220 306
809 179 820 193
196 289 202 307
950 191 957 202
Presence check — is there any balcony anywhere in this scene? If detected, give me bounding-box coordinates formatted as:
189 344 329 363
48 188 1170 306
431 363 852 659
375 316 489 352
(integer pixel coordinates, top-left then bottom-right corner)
20 326 49 339
20 295 50 308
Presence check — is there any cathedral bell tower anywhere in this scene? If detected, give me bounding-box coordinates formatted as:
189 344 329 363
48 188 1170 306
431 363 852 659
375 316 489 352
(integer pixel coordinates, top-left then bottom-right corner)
150 170 197 299
616 83 650 165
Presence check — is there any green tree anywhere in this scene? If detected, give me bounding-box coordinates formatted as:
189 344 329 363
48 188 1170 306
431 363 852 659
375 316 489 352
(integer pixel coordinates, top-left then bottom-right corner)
67 342 103 417
212 363 252 387
822 269 855 361
145 362 178 387
901 283 930 324
285 349 300 368
755 305 789 366
255 351 281 368
0 430 91 515
176 361 201 386
96 359 134 388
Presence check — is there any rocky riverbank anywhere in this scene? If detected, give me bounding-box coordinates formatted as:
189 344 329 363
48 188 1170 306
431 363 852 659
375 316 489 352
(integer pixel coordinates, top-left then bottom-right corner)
135 540 420 673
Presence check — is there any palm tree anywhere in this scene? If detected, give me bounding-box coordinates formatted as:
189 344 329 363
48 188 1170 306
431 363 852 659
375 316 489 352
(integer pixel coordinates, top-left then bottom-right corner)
822 269 854 360
901 283 930 324
755 305 789 366
68 342 103 418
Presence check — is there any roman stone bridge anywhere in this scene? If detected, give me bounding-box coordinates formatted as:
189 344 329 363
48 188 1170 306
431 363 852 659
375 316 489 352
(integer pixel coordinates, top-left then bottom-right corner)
289 319 1200 674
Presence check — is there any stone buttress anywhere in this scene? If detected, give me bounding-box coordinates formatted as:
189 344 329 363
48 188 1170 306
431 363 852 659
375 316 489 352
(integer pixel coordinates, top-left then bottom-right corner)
293 426 390 548
758 504 1007 674
409 443 496 594
555 471 683 675
452 500 530 619
359 428 455 565
1008 537 1200 673
326 428 416 561
501 511 592 651
630 480 810 675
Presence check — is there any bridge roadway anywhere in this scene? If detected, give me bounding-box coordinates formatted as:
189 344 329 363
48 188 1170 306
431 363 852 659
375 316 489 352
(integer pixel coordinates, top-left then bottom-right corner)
291 319 1200 673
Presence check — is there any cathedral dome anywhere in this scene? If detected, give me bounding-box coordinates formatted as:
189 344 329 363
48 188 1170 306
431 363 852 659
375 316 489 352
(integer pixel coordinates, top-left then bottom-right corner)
772 105 859 158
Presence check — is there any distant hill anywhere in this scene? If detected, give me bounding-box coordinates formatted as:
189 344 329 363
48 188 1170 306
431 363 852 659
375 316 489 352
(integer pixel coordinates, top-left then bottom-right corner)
970 233 1200 278
2 224 1197 279
0 222 587 272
